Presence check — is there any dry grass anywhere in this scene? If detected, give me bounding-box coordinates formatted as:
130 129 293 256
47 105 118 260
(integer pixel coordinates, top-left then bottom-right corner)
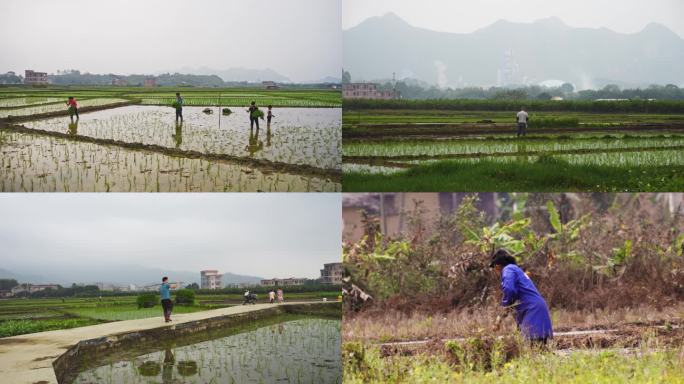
343 303 684 343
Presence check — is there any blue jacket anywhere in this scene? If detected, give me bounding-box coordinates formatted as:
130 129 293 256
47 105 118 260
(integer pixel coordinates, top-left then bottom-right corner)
501 264 553 339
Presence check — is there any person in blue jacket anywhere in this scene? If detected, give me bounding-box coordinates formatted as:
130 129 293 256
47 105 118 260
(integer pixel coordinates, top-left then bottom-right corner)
490 249 553 343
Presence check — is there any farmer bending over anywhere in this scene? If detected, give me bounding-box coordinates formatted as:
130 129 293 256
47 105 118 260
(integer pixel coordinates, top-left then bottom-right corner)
490 249 553 344
66 96 79 121
516 107 529 137
160 276 174 323
173 93 184 123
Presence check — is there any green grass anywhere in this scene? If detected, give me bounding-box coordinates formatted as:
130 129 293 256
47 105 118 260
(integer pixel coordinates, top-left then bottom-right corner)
343 344 684 384
342 157 684 192
0 318 101 338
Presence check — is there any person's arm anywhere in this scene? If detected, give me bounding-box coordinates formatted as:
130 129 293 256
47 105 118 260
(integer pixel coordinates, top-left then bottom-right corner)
501 267 518 307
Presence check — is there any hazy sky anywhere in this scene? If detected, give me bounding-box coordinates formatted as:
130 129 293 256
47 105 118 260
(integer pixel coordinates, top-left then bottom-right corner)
0 0 341 81
343 0 684 38
0 194 341 279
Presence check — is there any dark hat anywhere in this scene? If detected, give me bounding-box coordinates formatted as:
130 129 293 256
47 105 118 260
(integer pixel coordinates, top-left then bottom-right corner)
489 249 517 268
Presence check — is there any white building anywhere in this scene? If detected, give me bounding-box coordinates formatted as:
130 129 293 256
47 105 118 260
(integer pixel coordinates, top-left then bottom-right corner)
201 270 223 289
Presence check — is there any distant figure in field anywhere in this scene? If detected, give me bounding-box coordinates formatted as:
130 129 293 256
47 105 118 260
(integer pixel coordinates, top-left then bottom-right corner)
160 276 173 323
277 288 284 304
247 101 260 129
269 290 276 304
267 105 275 127
516 107 529 137
66 97 79 121
173 92 184 123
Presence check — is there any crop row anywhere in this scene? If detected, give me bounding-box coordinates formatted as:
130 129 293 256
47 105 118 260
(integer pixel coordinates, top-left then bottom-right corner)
344 98 684 113
140 97 341 107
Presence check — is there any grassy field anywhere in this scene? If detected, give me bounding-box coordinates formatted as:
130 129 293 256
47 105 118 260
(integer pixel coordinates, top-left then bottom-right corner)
342 104 684 191
0 291 340 337
344 345 684 384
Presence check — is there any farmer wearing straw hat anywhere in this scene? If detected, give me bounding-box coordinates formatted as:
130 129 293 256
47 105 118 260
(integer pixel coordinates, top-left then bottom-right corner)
490 249 553 343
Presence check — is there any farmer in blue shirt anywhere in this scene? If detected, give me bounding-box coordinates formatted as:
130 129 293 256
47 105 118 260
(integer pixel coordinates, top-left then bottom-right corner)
490 249 553 344
160 276 173 323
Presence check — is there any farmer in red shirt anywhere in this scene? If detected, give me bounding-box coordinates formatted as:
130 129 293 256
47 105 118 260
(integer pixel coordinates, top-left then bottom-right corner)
66 96 79 121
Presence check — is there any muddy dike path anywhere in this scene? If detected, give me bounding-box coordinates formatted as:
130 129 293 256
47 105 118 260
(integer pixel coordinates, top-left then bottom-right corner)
0 301 340 384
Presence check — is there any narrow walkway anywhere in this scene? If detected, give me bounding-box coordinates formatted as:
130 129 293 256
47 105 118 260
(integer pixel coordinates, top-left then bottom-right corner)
0 301 318 384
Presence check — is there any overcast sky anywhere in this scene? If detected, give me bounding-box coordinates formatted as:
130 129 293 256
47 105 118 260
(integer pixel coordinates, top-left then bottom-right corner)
0 194 341 279
0 0 341 82
343 0 684 38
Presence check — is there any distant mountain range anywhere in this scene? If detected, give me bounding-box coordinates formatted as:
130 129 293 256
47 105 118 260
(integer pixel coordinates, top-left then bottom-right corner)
343 13 684 89
0 266 263 287
172 66 290 83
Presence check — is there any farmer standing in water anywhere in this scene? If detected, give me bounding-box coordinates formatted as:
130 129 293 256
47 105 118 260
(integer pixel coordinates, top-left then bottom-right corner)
66 96 79 122
516 107 529 137
173 92 184 123
490 249 553 344
247 101 260 130
160 276 173 323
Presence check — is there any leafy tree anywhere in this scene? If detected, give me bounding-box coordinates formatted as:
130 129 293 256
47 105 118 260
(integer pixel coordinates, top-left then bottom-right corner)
137 293 159 308
175 289 195 305
0 279 18 290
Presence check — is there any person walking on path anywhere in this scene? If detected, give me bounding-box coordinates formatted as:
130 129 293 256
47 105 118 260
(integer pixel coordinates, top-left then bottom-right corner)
173 93 184 123
160 276 174 323
269 290 276 304
516 107 529 137
490 249 553 344
66 97 79 121
277 288 284 304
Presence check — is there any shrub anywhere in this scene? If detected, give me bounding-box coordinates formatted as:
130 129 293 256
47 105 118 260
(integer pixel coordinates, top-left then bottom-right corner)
136 293 158 308
175 289 195 305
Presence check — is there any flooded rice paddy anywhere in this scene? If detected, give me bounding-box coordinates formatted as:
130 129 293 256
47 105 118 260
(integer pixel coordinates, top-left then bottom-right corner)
0 131 339 192
23 106 341 169
72 317 341 384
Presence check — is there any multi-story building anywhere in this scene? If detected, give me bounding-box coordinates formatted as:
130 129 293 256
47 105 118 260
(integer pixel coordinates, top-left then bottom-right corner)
24 70 48 85
143 78 156 87
343 83 399 99
260 278 307 287
200 270 223 289
319 262 343 284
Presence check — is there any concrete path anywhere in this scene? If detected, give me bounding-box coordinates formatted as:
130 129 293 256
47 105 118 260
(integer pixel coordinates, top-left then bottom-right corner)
0 301 320 384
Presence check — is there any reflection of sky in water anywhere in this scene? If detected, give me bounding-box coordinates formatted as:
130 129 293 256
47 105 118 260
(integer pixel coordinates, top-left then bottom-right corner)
25 106 341 169
73 318 341 384
0 132 340 192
